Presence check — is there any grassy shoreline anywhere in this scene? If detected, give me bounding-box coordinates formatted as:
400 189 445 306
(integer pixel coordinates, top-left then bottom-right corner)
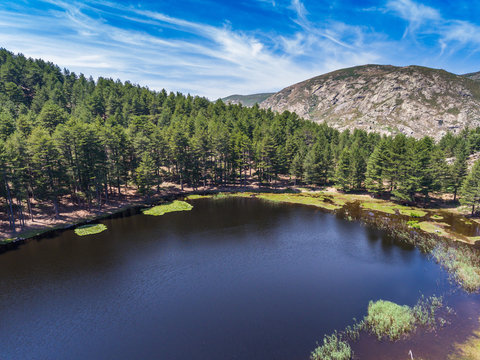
5 188 480 245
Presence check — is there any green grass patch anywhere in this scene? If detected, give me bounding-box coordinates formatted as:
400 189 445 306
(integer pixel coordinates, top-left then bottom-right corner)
364 296 443 340
407 220 420 229
365 300 416 340
74 224 107 236
360 201 399 214
310 332 352 360
257 193 343 210
185 194 214 200
417 221 450 236
142 200 193 216
402 209 427 217
431 214 444 220
360 201 426 217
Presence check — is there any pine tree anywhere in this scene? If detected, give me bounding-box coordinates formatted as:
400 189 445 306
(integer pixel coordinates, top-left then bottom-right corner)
448 142 468 202
335 148 351 191
349 141 366 190
460 160 480 215
365 141 388 194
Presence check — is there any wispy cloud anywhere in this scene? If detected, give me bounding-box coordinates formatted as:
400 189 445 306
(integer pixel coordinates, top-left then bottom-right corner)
386 0 440 36
385 0 480 53
0 0 385 98
0 0 479 98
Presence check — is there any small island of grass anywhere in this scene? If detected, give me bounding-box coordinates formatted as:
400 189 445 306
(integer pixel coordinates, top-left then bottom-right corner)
74 224 107 236
142 200 193 216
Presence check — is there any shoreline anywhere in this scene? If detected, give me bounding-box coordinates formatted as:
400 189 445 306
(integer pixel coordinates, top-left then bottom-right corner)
2 185 480 252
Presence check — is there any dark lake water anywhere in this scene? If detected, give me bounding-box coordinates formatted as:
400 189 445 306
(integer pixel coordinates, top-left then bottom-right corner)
0 197 468 359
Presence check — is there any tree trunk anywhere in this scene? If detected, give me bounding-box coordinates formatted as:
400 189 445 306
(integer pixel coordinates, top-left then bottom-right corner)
4 174 15 233
26 194 34 221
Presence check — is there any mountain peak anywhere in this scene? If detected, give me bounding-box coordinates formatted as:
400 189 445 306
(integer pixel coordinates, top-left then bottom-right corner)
260 64 480 139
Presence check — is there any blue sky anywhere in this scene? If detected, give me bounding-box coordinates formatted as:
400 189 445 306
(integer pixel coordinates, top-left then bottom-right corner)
1 0 480 99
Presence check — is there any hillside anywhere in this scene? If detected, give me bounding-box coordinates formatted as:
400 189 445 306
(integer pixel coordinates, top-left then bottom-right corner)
464 71 480 81
261 65 480 139
222 93 275 106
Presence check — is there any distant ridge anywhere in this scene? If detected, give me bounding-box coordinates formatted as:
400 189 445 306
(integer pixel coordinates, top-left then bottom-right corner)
222 93 275 107
464 71 480 81
260 64 480 139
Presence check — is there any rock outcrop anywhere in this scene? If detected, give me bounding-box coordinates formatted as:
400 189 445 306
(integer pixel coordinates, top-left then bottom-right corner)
260 65 480 139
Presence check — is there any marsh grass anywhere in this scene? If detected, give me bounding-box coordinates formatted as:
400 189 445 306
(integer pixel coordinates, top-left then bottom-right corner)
142 200 193 216
312 296 444 359
365 300 416 340
74 223 107 236
310 332 352 360
257 193 343 210
432 244 480 292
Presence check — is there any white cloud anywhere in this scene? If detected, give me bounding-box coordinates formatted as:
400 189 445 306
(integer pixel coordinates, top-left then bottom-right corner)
386 0 440 24
0 0 388 99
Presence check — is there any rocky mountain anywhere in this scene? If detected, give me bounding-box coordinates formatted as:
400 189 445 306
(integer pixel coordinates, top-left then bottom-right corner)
464 71 480 81
260 65 480 139
222 93 275 107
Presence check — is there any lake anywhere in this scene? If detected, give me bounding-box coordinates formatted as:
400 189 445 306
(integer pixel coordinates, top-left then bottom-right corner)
0 197 473 359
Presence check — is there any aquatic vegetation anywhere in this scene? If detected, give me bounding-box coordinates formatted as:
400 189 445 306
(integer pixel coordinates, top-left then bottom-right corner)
417 221 450 236
310 332 352 360
431 214 444 220
360 201 426 217
142 201 193 216
364 300 417 340
74 224 107 236
185 194 214 200
364 296 443 340
359 201 396 214
311 295 444 359
449 318 480 360
257 193 343 210
405 210 427 218
407 220 420 228
432 244 480 292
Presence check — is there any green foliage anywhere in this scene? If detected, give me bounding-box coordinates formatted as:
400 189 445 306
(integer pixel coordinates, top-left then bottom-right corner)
365 300 416 340
364 296 443 340
74 223 107 236
0 48 479 234
460 160 480 215
142 200 193 216
310 332 352 360
407 220 420 228
432 244 480 292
